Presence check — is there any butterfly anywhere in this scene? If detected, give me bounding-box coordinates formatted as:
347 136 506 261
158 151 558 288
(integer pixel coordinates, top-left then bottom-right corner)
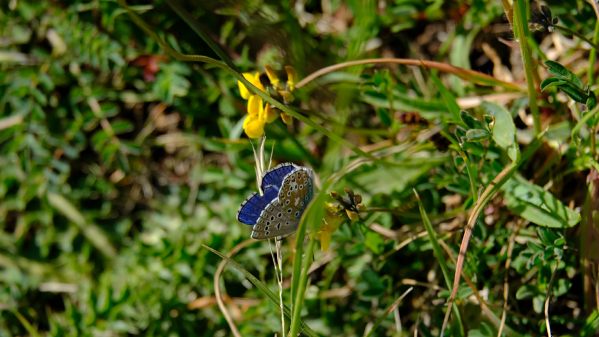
237 163 314 239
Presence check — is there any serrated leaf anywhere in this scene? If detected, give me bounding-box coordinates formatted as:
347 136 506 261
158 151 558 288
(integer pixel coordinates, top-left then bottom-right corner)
502 176 581 228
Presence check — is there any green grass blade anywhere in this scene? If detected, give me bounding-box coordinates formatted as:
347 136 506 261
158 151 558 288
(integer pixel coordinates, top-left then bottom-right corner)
47 192 116 258
165 0 237 70
363 288 414 337
414 190 465 337
202 244 319 337
12 311 42 337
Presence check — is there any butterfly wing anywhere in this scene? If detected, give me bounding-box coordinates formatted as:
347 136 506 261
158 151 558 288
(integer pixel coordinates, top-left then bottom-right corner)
261 163 297 190
237 184 279 225
251 167 314 239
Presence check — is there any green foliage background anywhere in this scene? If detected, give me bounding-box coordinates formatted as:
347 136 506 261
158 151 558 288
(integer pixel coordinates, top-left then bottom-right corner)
1 0 599 336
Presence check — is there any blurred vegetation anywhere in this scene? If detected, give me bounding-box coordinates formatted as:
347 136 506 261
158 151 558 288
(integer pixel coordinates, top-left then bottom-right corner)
1 0 599 336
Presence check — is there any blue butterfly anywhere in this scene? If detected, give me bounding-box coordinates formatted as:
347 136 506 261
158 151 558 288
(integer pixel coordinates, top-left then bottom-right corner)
238 163 314 239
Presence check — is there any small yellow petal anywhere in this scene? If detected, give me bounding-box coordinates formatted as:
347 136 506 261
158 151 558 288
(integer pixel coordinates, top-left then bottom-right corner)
285 65 297 91
243 115 265 139
278 90 295 104
345 209 360 223
264 65 280 88
319 230 331 251
247 95 263 117
238 72 265 100
249 72 265 91
263 104 279 123
281 112 293 125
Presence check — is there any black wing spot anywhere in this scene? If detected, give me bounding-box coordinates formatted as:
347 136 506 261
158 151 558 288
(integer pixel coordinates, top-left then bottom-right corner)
285 200 290 205
295 211 300 218
265 231 270 236
265 226 270 231
277 212 282 218
276 223 281 229
287 208 292 213
270 216 274 220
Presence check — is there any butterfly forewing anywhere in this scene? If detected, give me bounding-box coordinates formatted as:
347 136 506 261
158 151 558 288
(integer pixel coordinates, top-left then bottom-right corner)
237 184 279 225
261 163 297 190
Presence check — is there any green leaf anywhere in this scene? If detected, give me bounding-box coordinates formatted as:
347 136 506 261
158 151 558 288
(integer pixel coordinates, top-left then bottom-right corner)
364 231 385 254
540 77 567 91
515 284 536 300
558 83 589 104
362 90 446 115
463 128 490 142
460 110 483 129
502 176 581 228
430 71 462 124
481 101 519 161
587 91 597 110
545 60 583 88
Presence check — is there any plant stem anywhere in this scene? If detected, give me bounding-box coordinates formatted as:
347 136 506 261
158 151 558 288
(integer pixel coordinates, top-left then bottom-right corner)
288 235 316 337
554 24 599 50
513 0 541 135
587 20 599 86
295 58 524 91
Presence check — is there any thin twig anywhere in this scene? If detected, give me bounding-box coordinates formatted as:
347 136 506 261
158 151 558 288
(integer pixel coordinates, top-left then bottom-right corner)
544 260 560 337
497 220 525 337
438 240 507 332
295 58 524 91
214 239 256 337
440 162 519 336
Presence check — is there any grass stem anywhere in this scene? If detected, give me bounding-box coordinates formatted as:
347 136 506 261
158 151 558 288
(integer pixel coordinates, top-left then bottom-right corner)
289 235 316 337
514 0 541 135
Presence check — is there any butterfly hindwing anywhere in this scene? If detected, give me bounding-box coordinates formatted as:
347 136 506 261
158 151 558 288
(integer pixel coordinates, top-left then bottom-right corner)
251 167 314 239
237 184 279 225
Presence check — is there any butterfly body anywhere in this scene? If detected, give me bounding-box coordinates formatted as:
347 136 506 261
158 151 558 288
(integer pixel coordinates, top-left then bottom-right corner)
237 163 314 239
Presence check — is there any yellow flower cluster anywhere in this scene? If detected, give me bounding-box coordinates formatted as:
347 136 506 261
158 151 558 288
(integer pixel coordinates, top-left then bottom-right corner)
317 189 364 251
237 66 296 139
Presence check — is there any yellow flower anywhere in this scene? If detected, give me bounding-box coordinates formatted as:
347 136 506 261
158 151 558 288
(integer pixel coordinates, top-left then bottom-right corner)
243 115 265 138
281 112 293 125
243 95 267 138
264 104 278 123
285 66 297 91
237 66 299 138
237 72 264 100
318 202 344 251
264 65 280 89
